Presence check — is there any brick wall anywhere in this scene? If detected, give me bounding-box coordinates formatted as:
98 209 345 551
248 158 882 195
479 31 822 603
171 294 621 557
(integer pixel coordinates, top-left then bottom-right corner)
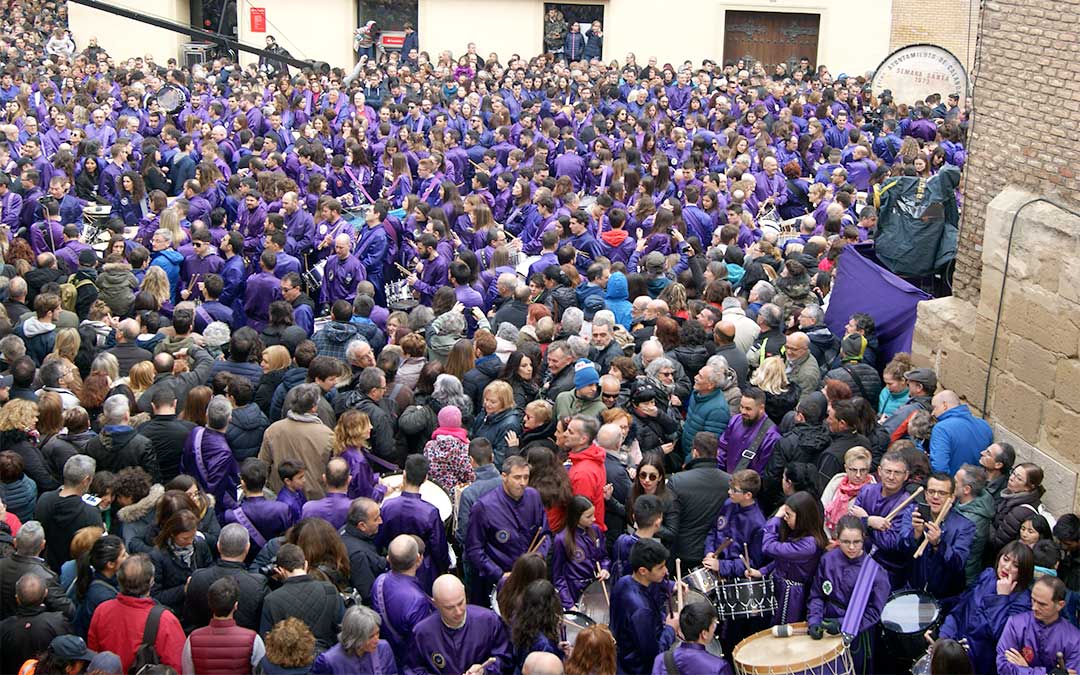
889 0 979 72
950 0 1080 301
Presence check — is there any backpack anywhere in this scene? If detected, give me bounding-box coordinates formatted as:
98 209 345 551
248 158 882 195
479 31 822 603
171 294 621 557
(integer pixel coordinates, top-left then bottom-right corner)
129 604 165 674
60 274 94 312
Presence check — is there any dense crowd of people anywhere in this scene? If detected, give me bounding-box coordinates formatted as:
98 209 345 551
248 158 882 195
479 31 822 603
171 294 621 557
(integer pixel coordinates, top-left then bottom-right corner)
1 1 1077 675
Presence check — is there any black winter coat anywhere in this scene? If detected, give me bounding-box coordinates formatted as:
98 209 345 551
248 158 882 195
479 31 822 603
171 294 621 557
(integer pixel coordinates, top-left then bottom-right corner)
150 538 213 615
463 356 505 412
989 489 1043 552
761 422 832 513
661 458 731 565
2 430 60 493
814 431 872 494
764 384 801 426
85 426 161 483
226 403 269 461
0 606 73 674
669 344 709 380
183 560 268 631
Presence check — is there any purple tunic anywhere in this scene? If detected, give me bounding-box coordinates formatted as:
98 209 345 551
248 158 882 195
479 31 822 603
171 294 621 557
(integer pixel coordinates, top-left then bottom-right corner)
301 492 352 529
716 415 780 474
465 486 550 588
55 240 94 273
371 571 435 664
310 641 397 675
243 271 282 332
650 643 731 675
180 427 239 514
613 533 639 578
376 492 450 594
551 525 610 609
30 219 64 255
898 508 975 601
758 516 821 623
320 253 365 306
853 483 911 589
807 548 890 672
223 496 293 550
237 202 267 257
940 568 1031 675
340 447 387 501
275 486 307 524
703 499 765 578
610 576 677 675
405 606 512 675
996 611 1080 675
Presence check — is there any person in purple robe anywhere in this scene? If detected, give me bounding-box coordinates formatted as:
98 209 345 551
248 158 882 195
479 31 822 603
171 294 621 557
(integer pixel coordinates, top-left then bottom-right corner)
465 456 551 605
0 176 23 230
807 516 890 675
30 201 65 256
746 491 827 624
939 541 1034 675
237 192 267 261
407 233 450 305
223 457 293 555
847 450 914 590
264 229 301 279
717 387 780 474
898 472 976 604
301 457 353 529
243 250 283 332
54 224 94 273
752 157 789 212
406 575 513 675
274 459 308 524
321 234 365 307
703 469 765 579
310 605 398 675
332 409 388 501
611 537 678 674
180 229 224 302
354 206 389 303
375 455 450 594
551 496 611 609
180 396 240 517
281 191 315 256
996 576 1080 675
650 601 730 675
371 535 436 665
564 210 603 274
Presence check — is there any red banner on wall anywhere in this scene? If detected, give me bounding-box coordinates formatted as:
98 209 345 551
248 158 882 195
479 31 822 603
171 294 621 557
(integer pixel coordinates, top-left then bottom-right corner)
250 7 266 32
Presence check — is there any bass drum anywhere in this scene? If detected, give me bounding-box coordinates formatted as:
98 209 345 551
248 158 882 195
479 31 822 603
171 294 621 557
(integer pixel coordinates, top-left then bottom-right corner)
156 85 187 114
676 590 724 657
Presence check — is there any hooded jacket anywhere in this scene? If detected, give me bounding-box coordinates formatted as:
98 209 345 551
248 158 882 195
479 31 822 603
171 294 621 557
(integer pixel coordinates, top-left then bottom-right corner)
954 490 995 585
825 361 883 404
773 273 817 315
312 320 360 361
604 272 633 329
471 407 522 467
96 260 138 316
226 403 270 461
14 316 57 365
569 443 608 531
116 483 165 554
761 421 833 512
804 324 840 373
463 355 505 412
85 425 161 483
153 333 196 356
70 267 100 319
599 229 635 266
150 248 185 302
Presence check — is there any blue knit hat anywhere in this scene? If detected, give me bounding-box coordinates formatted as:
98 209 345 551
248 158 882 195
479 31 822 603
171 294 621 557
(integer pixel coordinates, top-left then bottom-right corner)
573 359 600 390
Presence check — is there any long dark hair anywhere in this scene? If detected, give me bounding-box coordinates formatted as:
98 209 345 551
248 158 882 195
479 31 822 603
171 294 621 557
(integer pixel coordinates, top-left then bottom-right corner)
929 639 974 675
782 491 830 550
75 534 125 599
526 446 573 511
628 452 668 525
511 579 562 649
497 553 548 624
154 509 198 549
564 495 598 560
501 350 539 384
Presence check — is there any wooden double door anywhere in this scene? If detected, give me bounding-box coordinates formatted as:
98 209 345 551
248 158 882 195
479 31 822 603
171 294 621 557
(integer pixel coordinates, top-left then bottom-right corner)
723 10 819 71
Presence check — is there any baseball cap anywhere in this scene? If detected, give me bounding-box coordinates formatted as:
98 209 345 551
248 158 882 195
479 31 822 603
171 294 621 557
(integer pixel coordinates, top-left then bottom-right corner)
904 368 938 391
49 635 97 662
87 651 123 675
645 251 665 273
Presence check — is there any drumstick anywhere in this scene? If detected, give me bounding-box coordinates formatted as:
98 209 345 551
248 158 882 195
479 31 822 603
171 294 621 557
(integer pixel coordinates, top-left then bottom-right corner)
526 526 543 553
596 563 610 608
713 539 733 557
742 543 751 572
884 486 924 522
914 497 954 559
675 559 684 611
394 262 413 276
186 273 200 292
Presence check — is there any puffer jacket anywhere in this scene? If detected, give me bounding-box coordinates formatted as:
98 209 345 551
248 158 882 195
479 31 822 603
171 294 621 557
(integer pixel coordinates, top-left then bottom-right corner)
312 320 360 361
0 473 38 523
115 484 165 554
95 260 138 317
471 407 522 467
463 355 505 412
669 344 709 380
632 407 680 458
804 324 840 373
761 421 833 512
226 403 269 461
268 366 307 421
604 272 633 329
84 425 160 483
547 284 578 322
825 361 883 404
40 433 80 484
682 388 731 457
763 384 801 426
989 489 1043 553
3 429 60 493
14 316 57 365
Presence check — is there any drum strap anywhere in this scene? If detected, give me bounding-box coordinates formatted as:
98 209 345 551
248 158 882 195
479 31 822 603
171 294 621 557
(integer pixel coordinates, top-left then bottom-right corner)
230 505 266 548
663 646 679 675
734 418 775 472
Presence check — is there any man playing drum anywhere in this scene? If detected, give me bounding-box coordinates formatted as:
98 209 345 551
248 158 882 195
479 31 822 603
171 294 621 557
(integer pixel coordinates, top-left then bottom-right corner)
899 472 975 607
847 450 915 590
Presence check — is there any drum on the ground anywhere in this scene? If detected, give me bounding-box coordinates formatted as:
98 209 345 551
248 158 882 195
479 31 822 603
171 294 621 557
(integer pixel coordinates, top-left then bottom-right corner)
561 610 595 645
732 623 853 675
715 577 777 620
681 567 719 602
575 578 611 626
879 591 941 662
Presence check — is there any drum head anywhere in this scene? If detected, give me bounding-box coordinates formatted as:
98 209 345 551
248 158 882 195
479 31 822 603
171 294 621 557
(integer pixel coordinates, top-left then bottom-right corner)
576 579 611 626
733 624 846 672
910 652 932 675
562 611 595 645
380 474 454 523
490 587 501 617
681 568 718 595
881 592 940 633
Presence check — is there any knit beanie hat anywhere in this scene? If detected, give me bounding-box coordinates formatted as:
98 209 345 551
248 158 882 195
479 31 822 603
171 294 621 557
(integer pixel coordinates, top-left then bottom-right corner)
437 405 462 429
573 359 600 389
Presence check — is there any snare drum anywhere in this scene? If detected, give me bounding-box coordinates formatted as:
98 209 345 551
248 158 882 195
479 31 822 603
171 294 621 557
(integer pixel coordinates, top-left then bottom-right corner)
575 578 611 626
681 567 719 600
561 611 596 646
716 578 777 620
733 623 853 675
909 652 931 675
516 254 541 278
677 591 724 657
303 259 328 295
379 473 454 525
880 591 941 662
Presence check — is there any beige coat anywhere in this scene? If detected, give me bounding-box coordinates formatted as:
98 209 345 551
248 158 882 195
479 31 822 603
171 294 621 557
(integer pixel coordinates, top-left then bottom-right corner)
259 412 334 499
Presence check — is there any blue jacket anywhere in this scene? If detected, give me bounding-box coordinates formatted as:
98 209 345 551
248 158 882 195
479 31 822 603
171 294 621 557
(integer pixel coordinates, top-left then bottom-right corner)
604 272 633 330
150 248 185 303
928 404 993 474
226 403 269 460
682 388 731 457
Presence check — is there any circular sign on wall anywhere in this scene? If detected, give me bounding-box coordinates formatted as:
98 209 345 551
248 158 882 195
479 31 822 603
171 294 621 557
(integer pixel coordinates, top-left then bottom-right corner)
871 44 969 107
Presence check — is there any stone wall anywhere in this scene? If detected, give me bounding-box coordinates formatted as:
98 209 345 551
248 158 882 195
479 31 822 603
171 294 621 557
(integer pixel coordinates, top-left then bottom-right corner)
912 188 1080 515
951 0 1080 303
888 0 979 72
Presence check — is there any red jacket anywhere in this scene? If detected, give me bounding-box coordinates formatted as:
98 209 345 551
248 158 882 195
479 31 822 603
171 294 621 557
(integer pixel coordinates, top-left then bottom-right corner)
87 594 185 673
569 443 607 531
